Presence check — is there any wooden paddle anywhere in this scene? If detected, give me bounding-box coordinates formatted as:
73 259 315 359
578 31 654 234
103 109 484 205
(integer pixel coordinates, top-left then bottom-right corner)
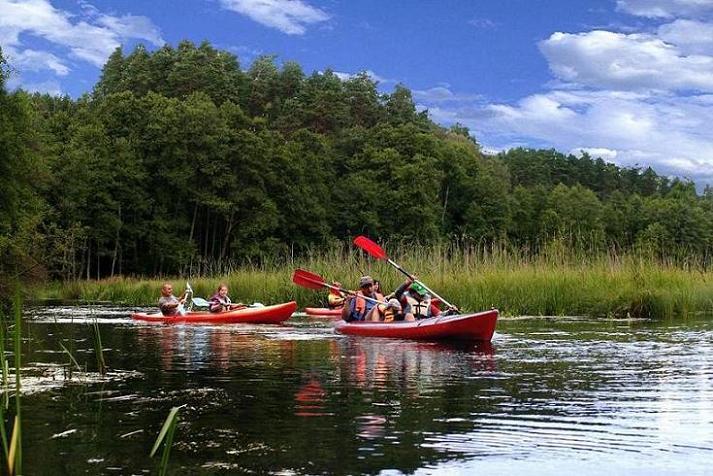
353 235 458 310
292 268 388 306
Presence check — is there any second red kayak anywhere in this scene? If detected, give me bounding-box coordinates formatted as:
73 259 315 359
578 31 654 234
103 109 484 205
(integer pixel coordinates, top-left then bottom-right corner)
131 301 297 324
304 307 343 317
333 309 498 342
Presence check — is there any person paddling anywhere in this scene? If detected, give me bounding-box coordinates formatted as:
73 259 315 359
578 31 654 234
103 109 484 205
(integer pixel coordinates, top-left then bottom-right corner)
158 282 187 316
327 282 346 309
394 280 442 321
342 276 379 322
209 284 243 313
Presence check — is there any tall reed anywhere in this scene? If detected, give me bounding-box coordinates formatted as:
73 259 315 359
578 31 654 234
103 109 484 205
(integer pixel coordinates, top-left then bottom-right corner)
30 243 713 319
91 320 107 375
0 308 8 462
151 405 183 476
6 294 22 475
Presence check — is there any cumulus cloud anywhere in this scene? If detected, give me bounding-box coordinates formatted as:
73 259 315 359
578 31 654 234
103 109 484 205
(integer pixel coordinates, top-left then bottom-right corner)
571 147 619 161
658 19 713 54
2 46 69 75
332 70 393 84
219 0 330 35
616 0 713 19
410 6 713 184
540 30 713 92
0 0 164 71
424 87 713 182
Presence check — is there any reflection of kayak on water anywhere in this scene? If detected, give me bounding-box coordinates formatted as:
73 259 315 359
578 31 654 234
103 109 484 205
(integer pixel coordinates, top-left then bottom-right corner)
334 309 498 342
304 307 343 317
131 301 297 324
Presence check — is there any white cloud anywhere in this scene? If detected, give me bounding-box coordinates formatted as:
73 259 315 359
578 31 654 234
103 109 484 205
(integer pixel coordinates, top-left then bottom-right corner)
658 19 713 54
219 0 330 35
419 85 713 182
616 0 713 18
0 0 164 72
6 74 63 95
3 46 69 75
332 70 393 84
468 18 497 30
540 30 713 92
571 147 619 161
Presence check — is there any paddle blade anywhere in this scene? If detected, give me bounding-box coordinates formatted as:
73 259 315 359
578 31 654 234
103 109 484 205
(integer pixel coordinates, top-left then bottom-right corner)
292 268 328 291
353 235 387 260
191 297 210 307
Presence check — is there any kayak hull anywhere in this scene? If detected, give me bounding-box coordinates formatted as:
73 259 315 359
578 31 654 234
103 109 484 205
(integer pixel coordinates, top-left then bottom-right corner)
304 307 342 317
131 301 297 324
334 309 498 342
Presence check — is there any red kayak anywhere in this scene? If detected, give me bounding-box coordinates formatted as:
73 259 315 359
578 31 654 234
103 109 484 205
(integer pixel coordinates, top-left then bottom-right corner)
304 307 343 317
131 301 297 324
333 309 498 342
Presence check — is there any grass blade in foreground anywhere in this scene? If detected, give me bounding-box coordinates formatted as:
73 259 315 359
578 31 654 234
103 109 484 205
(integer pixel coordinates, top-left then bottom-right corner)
0 309 7 460
151 405 184 476
91 320 106 375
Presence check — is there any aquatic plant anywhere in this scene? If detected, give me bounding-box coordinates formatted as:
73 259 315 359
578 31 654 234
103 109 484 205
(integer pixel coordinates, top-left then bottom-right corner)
151 405 183 476
91 320 107 375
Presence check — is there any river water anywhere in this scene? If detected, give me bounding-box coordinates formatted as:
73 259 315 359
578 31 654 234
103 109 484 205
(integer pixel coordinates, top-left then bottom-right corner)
11 306 713 475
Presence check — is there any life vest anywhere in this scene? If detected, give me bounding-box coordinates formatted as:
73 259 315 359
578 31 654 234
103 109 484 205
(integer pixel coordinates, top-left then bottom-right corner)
349 292 376 321
209 294 231 313
372 292 396 322
405 292 432 319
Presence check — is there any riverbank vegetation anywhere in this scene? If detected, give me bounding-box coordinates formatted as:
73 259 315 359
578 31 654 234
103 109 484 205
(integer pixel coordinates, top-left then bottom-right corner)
34 244 713 319
3 42 713 317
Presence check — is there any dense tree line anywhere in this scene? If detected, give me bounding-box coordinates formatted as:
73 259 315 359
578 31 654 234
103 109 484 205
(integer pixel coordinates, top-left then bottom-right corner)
1 41 712 290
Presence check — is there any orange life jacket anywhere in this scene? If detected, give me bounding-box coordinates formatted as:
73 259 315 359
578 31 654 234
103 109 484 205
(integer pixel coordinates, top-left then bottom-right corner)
349 291 376 321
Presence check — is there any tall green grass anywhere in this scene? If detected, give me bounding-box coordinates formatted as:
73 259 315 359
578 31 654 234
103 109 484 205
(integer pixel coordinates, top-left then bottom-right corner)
151 405 183 476
30 243 713 319
0 295 23 475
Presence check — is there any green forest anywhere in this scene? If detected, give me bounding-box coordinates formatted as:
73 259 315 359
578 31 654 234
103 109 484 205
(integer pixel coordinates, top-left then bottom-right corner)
2 41 712 298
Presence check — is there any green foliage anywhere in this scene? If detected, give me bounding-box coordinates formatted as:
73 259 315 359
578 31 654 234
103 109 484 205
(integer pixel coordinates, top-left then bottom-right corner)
2 40 713 294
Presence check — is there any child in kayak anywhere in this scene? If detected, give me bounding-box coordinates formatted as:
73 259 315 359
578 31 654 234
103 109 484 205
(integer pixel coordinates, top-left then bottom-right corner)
209 284 244 313
159 283 187 316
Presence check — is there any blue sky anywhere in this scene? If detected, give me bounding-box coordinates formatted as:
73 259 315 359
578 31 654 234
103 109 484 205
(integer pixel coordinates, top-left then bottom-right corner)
2 0 713 184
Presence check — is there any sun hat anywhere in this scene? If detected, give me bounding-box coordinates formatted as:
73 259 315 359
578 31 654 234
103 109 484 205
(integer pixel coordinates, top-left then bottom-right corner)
386 298 402 311
359 275 374 288
410 281 427 295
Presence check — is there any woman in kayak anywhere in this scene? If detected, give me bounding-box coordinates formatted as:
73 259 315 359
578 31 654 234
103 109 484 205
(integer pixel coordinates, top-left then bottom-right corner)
327 282 346 309
159 282 187 316
209 284 243 313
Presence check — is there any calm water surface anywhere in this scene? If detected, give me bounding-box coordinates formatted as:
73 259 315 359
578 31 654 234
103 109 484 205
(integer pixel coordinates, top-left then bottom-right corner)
13 306 713 475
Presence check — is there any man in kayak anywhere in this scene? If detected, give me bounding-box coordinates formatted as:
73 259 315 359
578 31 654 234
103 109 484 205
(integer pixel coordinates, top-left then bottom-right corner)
342 276 378 322
209 284 244 313
327 282 346 309
159 283 187 316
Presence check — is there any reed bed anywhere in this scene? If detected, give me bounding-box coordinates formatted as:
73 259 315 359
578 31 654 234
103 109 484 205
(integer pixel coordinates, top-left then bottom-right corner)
30 244 713 319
